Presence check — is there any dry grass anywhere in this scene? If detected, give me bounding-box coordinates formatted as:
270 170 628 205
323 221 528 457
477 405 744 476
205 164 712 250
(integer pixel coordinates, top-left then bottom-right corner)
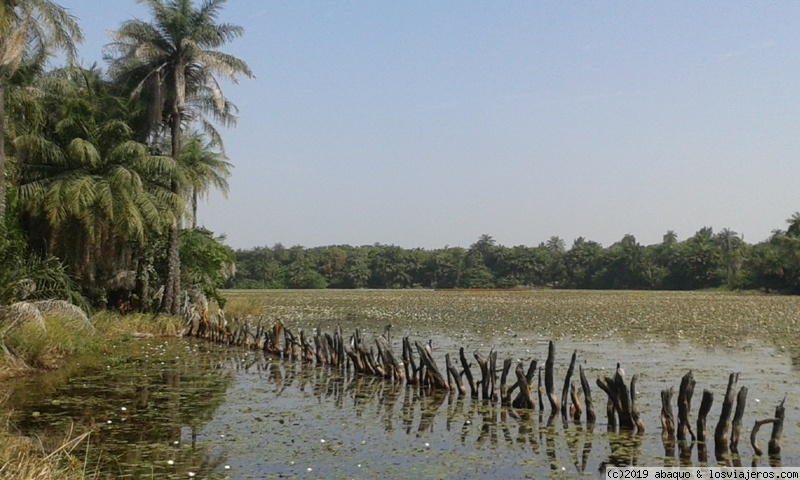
90 311 185 339
222 289 269 318
0 312 185 382
0 413 94 480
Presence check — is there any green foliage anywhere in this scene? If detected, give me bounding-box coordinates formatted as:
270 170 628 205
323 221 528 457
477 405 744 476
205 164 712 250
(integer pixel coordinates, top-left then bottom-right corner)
228 219 800 296
0 189 84 307
180 227 235 306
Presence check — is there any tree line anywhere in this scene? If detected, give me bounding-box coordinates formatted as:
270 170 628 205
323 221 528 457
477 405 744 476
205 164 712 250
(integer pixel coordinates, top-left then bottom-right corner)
1 0 248 312
231 218 800 293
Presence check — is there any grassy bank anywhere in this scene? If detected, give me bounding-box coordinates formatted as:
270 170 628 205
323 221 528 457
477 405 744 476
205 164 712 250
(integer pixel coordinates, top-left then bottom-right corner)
0 310 185 480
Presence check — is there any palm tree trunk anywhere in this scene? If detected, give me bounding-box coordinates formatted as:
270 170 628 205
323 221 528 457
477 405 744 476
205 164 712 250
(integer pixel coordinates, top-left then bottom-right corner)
161 112 183 315
192 188 198 230
0 83 7 227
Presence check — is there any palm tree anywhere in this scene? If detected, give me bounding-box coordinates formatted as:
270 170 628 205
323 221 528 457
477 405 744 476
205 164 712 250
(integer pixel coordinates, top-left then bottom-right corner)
15 67 181 297
180 132 231 229
787 212 800 237
716 228 743 289
0 0 82 226
107 0 252 314
662 230 678 246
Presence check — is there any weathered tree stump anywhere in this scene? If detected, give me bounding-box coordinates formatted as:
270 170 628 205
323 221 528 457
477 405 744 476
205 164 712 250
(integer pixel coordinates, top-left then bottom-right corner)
630 373 644 433
677 371 695 442
402 337 417 385
751 396 786 456
377 336 404 383
512 361 537 409
489 350 499 403
596 364 641 432
730 386 748 454
697 389 714 462
510 359 537 409
660 387 676 444
544 341 559 415
474 350 491 401
459 347 478 398
561 349 577 418
570 381 583 422
579 365 596 424
415 341 449 391
445 353 465 395
715 372 739 456
499 358 513 405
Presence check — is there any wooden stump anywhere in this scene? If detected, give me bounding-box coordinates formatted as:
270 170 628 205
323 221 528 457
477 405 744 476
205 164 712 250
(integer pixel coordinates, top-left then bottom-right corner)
751 396 786 457
499 358 513 406
677 371 695 442
596 364 640 432
715 372 739 456
459 347 478 398
512 361 537 409
561 350 577 418
696 389 714 463
445 353 465 395
579 365 596 424
415 341 449 391
730 386 748 454
660 387 675 440
474 350 491 401
544 341 559 415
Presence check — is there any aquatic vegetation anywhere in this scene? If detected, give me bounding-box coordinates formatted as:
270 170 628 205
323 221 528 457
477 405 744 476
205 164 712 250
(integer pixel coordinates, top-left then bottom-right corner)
2 290 799 478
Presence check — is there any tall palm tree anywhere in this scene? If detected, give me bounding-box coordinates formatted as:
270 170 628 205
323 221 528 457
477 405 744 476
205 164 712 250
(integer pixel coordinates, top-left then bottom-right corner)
15 67 181 295
180 132 231 229
0 0 82 226
107 0 252 314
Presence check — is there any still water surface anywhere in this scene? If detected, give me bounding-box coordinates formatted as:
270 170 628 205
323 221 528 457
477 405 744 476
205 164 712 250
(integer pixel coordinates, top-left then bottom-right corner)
3 333 797 479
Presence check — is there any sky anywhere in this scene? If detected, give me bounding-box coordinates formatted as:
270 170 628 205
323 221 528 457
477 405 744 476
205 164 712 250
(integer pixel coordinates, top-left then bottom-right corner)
62 1 800 250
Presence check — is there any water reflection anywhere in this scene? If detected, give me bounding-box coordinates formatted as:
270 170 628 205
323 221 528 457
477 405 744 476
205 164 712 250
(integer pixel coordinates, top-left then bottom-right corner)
239 352 796 476
1 340 236 479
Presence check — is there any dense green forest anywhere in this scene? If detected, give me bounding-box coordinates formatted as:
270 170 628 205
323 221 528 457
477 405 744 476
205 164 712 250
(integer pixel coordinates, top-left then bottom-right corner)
230 222 800 293
0 0 248 312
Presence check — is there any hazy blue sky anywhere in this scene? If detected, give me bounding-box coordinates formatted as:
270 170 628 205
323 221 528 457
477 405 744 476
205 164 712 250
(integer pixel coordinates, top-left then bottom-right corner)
64 1 800 250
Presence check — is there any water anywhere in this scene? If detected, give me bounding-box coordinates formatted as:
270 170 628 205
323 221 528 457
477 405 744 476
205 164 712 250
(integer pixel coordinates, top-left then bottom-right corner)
3 331 797 479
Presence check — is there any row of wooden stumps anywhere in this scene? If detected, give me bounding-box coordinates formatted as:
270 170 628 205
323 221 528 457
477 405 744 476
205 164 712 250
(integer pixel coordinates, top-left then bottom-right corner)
190 316 651 431
187 314 785 461
660 370 785 464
